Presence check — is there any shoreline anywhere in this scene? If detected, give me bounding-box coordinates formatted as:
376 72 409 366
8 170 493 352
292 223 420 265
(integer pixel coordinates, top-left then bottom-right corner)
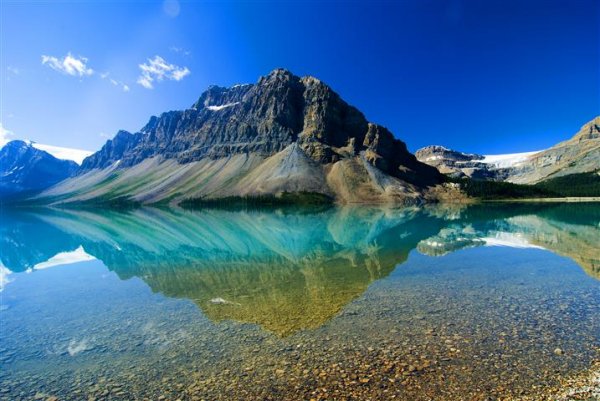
485 197 600 203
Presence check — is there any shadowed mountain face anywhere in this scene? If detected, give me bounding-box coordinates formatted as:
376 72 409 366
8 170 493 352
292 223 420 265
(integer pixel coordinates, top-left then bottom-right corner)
1 203 598 335
38 69 445 205
0 140 78 199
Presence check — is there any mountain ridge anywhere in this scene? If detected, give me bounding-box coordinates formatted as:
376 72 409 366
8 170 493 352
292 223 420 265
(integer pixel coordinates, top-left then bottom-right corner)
39 69 449 205
5 71 596 204
416 116 600 184
0 140 79 199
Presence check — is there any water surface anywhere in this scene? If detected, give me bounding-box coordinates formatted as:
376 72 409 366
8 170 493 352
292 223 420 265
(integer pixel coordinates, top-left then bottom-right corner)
1 203 599 400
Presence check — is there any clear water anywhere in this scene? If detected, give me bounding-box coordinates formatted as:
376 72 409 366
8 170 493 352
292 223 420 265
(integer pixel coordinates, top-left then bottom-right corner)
1 203 599 400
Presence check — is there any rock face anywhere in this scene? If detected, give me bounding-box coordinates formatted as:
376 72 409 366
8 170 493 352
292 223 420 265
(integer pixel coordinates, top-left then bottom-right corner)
508 116 600 184
0 140 78 199
415 146 512 180
416 116 600 184
45 69 444 205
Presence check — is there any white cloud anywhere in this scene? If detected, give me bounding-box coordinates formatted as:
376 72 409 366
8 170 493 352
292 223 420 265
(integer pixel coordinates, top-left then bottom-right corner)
32 143 93 165
0 123 91 163
170 46 191 56
41 53 94 77
7 66 19 75
138 75 153 89
137 55 190 89
172 68 189 81
0 123 14 147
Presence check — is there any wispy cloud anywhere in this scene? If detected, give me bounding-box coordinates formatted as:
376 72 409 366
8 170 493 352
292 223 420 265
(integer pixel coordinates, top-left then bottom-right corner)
109 77 129 92
110 79 130 92
7 66 19 75
98 72 130 92
170 46 191 56
163 0 181 18
0 123 14 147
41 53 94 77
137 55 190 89
5 66 20 82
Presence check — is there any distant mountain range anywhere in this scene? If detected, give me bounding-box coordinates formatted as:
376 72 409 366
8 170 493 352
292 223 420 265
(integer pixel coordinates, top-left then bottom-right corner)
416 116 600 184
0 140 82 199
0 69 597 204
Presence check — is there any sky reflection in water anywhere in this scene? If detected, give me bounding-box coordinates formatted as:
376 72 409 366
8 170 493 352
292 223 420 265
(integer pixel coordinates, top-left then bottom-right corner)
0 203 599 400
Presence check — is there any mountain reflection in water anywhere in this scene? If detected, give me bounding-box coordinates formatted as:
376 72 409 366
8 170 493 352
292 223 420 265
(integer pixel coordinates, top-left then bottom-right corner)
1 203 599 336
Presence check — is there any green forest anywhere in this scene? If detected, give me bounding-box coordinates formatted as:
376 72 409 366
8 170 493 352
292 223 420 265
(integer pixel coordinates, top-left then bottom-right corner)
454 171 600 199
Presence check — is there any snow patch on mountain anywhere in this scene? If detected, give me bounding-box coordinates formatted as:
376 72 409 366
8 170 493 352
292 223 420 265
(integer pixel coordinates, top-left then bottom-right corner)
206 102 239 111
481 151 541 168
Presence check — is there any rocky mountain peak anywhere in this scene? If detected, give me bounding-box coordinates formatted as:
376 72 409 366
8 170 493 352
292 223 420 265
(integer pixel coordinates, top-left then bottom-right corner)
55 69 444 205
415 145 508 180
0 140 78 198
572 115 600 141
416 146 483 162
262 67 295 81
83 68 432 175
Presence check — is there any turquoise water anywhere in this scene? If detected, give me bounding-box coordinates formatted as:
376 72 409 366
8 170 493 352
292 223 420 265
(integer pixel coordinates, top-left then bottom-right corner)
0 203 599 400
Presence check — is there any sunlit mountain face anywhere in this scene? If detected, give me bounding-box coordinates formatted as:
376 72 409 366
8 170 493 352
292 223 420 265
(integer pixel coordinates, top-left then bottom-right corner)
1 203 599 400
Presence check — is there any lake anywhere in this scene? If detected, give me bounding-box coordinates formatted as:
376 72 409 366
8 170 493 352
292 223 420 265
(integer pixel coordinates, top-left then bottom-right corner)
1 203 599 400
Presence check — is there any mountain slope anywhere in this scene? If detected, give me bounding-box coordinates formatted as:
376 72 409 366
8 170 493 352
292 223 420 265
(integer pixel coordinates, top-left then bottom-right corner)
0 140 79 199
41 69 445 205
416 116 600 185
415 146 512 180
508 116 600 184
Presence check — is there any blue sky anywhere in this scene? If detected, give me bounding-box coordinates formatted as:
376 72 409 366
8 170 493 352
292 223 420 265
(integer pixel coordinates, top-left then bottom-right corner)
1 0 598 154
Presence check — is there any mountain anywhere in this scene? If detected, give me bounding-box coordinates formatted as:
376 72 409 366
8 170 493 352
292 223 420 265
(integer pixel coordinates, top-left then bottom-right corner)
39 69 447 206
415 146 516 180
507 116 600 184
416 116 600 184
0 140 79 199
